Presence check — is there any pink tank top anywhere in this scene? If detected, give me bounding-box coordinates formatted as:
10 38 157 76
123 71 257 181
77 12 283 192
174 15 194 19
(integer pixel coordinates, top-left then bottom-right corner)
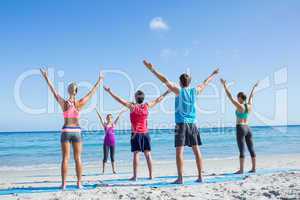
63 100 80 119
130 104 148 134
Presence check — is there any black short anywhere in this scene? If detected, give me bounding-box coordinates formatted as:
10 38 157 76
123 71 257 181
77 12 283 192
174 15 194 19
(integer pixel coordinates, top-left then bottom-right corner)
131 133 151 152
175 123 202 147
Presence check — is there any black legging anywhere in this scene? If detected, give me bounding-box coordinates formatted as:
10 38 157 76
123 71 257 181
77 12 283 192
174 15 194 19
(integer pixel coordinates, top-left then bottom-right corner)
236 125 256 158
103 144 115 163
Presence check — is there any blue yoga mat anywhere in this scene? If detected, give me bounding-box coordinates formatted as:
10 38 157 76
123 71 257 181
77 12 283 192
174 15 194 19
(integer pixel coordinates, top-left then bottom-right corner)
102 168 300 188
0 184 100 195
0 168 298 195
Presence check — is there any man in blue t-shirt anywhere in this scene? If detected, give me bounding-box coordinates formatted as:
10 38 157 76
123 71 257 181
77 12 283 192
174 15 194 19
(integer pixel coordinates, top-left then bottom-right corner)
143 60 219 184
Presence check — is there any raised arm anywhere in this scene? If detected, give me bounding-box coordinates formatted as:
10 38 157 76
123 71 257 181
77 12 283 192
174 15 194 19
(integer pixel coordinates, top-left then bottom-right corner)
220 79 244 111
104 86 134 109
40 68 65 109
197 68 219 93
113 108 127 125
143 60 180 95
78 72 104 110
95 109 105 128
147 89 171 109
248 81 259 105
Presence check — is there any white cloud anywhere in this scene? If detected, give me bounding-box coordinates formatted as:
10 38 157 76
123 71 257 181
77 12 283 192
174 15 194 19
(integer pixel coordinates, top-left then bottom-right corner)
149 17 169 31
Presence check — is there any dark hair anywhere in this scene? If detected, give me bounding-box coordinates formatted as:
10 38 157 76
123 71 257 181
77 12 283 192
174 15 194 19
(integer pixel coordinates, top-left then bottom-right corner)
135 90 145 104
179 73 191 87
106 114 112 118
237 92 247 101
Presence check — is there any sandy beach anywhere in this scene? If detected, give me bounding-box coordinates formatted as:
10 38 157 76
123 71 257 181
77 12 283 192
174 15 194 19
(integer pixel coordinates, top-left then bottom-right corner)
0 154 299 200
1 0 299 199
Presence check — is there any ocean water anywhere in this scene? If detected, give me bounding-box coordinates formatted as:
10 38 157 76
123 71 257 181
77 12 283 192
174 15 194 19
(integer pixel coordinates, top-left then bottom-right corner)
0 126 299 169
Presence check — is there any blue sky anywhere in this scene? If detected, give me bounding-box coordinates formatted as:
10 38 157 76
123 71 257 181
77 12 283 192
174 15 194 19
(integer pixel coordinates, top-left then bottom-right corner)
0 0 299 131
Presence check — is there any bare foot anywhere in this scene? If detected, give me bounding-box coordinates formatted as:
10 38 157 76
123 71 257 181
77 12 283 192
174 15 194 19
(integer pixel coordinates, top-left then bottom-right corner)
60 184 66 190
248 169 256 173
234 170 244 174
77 182 83 189
172 178 183 184
149 176 153 180
195 177 203 183
129 176 137 181
113 171 117 174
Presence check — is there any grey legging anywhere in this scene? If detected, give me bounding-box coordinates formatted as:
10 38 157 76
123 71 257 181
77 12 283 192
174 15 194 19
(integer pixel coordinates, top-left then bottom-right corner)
103 144 115 163
236 125 256 158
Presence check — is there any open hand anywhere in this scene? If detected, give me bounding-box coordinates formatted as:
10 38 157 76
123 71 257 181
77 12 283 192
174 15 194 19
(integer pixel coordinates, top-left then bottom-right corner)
103 86 111 92
143 60 153 70
40 68 48 78
212 68 220 75
220 78 226 85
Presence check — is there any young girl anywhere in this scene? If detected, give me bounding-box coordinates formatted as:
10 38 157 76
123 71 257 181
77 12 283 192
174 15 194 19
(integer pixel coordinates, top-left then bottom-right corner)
95 109 126 174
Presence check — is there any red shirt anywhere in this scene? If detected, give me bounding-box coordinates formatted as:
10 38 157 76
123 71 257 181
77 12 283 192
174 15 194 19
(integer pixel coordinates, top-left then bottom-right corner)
130 104 148 134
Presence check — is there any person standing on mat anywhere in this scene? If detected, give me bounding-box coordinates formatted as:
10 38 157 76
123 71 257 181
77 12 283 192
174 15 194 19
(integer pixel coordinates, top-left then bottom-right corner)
95 108 126 174
40 68 104 190
220 79 258 174
103 86 171 181
143 60 219 184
